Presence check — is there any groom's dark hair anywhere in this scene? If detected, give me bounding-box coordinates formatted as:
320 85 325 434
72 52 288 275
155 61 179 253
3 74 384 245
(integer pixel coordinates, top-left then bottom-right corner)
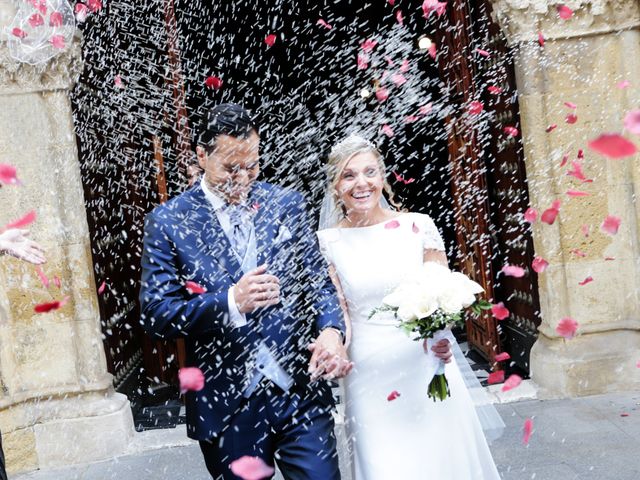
200 103 259 154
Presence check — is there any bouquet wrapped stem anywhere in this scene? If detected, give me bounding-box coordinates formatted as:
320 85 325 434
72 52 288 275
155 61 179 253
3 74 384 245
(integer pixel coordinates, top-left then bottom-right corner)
370 262 492 401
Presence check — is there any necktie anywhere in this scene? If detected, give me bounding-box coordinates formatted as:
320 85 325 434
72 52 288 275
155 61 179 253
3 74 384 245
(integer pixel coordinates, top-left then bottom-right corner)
225 204 251 260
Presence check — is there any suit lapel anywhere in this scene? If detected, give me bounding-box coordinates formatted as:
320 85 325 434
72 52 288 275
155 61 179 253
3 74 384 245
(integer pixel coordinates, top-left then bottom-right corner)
187 186 244 283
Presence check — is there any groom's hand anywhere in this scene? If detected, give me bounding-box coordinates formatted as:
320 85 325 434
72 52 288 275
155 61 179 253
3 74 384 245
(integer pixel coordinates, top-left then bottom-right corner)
234 264 281 314
308 329 353 381
426 339 453 363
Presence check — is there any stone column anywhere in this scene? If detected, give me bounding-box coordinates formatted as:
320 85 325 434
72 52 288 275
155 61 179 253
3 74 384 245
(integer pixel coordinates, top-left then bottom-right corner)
0 3 134 474
490 0 640 397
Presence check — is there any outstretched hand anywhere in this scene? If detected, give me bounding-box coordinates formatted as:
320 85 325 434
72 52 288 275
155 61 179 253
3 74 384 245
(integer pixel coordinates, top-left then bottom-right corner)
308 328 353 381
0 228 46 265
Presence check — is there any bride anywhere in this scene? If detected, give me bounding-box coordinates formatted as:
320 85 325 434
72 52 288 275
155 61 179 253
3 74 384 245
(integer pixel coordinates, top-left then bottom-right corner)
315 135 502 479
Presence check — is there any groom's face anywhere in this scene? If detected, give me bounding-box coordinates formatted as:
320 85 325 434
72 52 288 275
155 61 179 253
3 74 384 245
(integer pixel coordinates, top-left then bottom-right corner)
197 131 260 204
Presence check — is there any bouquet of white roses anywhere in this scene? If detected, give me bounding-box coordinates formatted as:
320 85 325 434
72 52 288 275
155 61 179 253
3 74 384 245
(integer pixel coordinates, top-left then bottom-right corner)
370 262 491 401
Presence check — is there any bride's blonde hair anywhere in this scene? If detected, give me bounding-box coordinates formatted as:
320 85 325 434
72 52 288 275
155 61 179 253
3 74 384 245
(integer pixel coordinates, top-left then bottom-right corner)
326 134 403 214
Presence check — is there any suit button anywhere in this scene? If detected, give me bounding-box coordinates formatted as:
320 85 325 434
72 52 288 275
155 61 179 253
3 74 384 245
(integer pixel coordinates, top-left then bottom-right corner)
258 364 264 370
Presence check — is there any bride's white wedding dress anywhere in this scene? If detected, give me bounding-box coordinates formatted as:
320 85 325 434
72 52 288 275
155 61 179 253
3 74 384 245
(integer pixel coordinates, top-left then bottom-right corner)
317 212 501 480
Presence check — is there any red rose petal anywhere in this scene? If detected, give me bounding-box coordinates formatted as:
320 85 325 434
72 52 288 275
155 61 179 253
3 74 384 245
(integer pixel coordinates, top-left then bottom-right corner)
578 276 593 286
3 210 36 231
178 367 205 393
565 113 578 124
541 200 560 225
185 280 207 294
538 32 545 47
556 317 579 340
570 248 587 258
523 208 538 223
546 124 558 133
0 164 20 185
468 101 484 115
588 134 638 159
387 390 401 401
87 0 102 12
487 370 505 385
495 352 511 362
34 296 69 313
487 86 502 95
205 75 223 89
503 126 519 137
557 5 573 19
75 3 89 22
396 9 404 25
491 302 510 320
264 34 277 47
11 28 28 39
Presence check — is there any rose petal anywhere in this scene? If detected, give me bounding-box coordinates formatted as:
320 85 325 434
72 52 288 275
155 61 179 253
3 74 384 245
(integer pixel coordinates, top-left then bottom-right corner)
601 215 621 235
75 3 88 22
560 154 569 167
565 113 578 124
28 13 44 27
567 160 591 183
419 103 433 115
36 266 49 288
428 43 437 59
503 126 519 137
523 208 538 223
475 48 491 57
3 210 36 230
98 281 107 295
361 38 377 52
50 12 64 27
376 87 389 102
531 256 549 274
384 220 400 229
495 352 511 362
0 164 20 185
53 276 61 289
617 80 631 89
487 86 502 95
468 101 484 115
604 256 615 261
391 73 407 86
491 302 510 320
404 115 419 123
556 317 579 340
87 0 102 12
393 172 414 185
205 75 223 89
230 456 275 480
264 34 276 47
566 189 589 197
487 370 505 385
538 31 545 47
578 276 593 286
623 110 640 135
557 5 573 19
114 75 124 88
570 248 587 258
357 53 369 70
396 9 404 25
501 374 523 392
178 367 205 393
381 124 394 137
400 58 410 73
581 224 590 237
564 101 577 109
422 0 447 18
501 265 525 278
50 35 66 49
11 28 28 39
34 296 69 313
588 134 638 159
546 124 558 133
541 201 561 225
185 280 207 294
523 418 533 445
387 390 401 401
317 18 332 30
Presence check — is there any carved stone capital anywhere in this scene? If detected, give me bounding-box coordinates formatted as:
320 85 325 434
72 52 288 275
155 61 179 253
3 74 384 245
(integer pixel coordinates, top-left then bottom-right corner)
490 0 640 43
0 37 83 95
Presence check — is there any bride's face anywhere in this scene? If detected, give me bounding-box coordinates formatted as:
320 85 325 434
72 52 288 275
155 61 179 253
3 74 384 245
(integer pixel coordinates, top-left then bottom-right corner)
336 151 384 216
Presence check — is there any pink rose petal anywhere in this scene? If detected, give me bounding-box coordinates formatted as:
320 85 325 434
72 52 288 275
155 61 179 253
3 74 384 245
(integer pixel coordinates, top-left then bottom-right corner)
317 18 332 30
560 154 569 167
495 352 511 362
384 220 400 229
538 32 545 47
501 265 525 278
567 160 591 183
98 281 107 295
393 172 415 185
523 208 538 223
578 276 593 286
12 28 28 39
617 80 631 89
35 265 49 288
396 9 404 25
557 5 573 19
475 48 491 57
564 101 577 110
185 280 207 294
541 200 561 225
601 215 621 235
566 189 589 197
53 275 61 289
114 75 124 88
387 390 401 401
75 3 89 22
357 53 369 70
391 73 407 86
361 38 377 52
28 13 44 27
422 0 447 18
623 110 640 135
523 418 533 445
588 134 638 159
501 374 522 392
49 12 64 27
491 302 510 320
487 86 502 95
178 367 205 394
0 164 20 185
230 456 275 480
87 0 102 12
264 34 276 47
503 126 519 137
381 124 394 137
376 87 389 102
487 370 505 385
565 113 578 124
531 256 549 274
50 35 66 49
428 43 437 59
556 317 579 340
581 224 590 237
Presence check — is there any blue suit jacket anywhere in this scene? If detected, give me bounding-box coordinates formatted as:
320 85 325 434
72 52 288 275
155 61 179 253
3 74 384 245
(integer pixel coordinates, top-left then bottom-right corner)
139 181 344 440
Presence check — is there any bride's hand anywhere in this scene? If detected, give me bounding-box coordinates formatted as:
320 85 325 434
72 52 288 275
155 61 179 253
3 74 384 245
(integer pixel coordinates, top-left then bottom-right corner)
308 329 353 381
426 338 452 363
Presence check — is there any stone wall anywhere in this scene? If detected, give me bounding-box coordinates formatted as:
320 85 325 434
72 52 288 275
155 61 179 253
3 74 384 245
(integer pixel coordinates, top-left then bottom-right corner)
490 0 640 397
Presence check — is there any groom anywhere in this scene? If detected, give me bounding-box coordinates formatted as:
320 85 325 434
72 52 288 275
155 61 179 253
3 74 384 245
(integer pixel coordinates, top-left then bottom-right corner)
140 103 351 479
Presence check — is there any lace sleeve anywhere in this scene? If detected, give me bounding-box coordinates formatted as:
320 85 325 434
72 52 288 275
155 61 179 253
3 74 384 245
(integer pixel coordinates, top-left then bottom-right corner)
420 214 446 252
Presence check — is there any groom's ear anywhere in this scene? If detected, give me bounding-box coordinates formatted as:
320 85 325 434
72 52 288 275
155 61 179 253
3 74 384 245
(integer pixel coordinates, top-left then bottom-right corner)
195 145 207 169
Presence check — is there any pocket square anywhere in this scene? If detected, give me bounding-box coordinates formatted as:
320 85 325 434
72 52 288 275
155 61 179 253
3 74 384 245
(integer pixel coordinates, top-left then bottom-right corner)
274 225 293 244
